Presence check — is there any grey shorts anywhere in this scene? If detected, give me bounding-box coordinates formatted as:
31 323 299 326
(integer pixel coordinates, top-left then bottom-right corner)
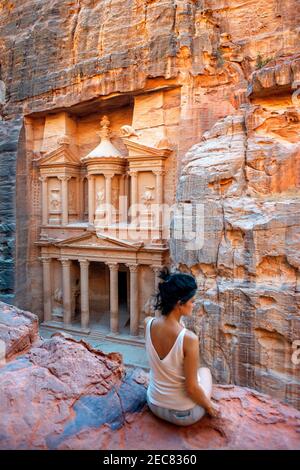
146 395 206 426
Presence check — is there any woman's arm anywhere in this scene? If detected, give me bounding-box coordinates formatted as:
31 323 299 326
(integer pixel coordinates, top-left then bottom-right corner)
183 331 220 417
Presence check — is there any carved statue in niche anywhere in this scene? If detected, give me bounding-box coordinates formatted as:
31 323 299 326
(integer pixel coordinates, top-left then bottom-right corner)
95 188 105 219
142 186 155 206
54 287 62 303
140 186 155 227
52 287 63 319
50 189 61 211
96 189 105 208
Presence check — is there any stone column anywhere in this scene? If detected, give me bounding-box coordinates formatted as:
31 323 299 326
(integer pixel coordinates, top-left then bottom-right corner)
120 174 125 197
39 176 49 225
154 170 164 232
125 173 129 200
126 263 139 336
61 258 72 326
40 257 52 322
151 265 162 317
125 174 130 223
59 176 71 225
77 176 84 221
154 170 164 206
119 174 127 223
126 174 130 212
107 262 119 334
129 170 138 221
88 175 95 225
105 173 113 225
80 259 90 329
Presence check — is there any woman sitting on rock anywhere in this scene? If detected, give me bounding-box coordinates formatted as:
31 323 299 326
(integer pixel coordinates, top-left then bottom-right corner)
144 267 220 426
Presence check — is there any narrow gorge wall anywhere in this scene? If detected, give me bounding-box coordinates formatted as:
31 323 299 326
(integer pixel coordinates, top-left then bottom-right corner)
0 0 299 407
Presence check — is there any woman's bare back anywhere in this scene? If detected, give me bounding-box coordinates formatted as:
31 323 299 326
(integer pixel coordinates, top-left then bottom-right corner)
147 317 184 360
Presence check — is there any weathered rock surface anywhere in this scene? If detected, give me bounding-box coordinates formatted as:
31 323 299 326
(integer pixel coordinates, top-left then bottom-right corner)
0 300 39 361
248 53 300 98
0 118 22 303
0 304 299 450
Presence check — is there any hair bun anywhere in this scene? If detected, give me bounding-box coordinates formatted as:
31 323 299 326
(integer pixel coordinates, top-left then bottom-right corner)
154 267 197 316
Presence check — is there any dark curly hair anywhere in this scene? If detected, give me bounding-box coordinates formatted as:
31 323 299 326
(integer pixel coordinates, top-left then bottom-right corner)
154 267 197 316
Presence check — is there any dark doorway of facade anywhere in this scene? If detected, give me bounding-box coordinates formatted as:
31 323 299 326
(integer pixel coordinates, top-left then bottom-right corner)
118 267 130 334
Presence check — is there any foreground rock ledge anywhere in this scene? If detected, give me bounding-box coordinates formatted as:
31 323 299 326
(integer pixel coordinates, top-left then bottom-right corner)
0 303 299 450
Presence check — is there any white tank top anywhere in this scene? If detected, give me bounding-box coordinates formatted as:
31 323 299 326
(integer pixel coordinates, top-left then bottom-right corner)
145 317 196 410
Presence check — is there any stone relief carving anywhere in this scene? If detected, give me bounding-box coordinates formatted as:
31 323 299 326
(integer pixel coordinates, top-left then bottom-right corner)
52 287 63 318
54 287 63 303
50 189 61 211
57 135 70 146
95 188 106 219
96 189 105 208
120 125 139 138
141 186 155 206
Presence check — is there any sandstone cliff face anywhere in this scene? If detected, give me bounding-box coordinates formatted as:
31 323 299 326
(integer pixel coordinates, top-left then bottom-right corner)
172 56 300 410
0 0 299 408
1 302 300 450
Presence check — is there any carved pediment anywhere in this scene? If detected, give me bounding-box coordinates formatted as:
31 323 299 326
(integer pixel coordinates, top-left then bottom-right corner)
122 138 172 158
39 144 80 167
54 232 143 251
97 233 144 249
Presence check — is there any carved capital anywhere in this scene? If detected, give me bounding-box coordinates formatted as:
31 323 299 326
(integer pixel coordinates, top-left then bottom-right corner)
39 175 48 183
79 259 90 268
38 256 52 264
60 258 71 267
126 263 139 273
104 173 114 180
58 175 71 182
128 170 138 178
106 262 119 271
153 169 165 177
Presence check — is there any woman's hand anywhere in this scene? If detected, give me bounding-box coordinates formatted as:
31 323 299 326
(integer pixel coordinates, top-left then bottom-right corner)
206 401 221 418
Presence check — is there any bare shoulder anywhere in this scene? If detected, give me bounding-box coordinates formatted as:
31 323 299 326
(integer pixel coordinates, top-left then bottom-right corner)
183 329 199 353
184 329 199 342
